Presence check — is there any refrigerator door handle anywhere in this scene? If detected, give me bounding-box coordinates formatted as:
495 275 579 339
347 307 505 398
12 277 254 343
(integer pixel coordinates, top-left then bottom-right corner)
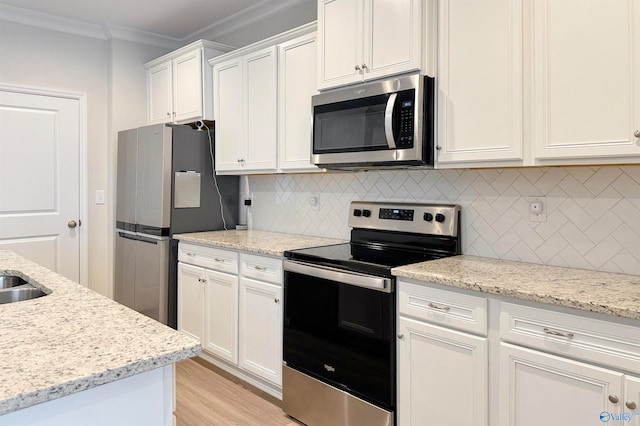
118 232 140 241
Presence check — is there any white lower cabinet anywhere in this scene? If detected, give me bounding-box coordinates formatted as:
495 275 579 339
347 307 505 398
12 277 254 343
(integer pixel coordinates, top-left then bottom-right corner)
239 277 283 386
177 242 283 396
499 342 623 426
397 317 488 426
397 279 640 426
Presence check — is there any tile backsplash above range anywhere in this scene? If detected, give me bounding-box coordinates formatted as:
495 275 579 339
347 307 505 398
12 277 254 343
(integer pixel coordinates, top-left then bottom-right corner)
248 165 640 276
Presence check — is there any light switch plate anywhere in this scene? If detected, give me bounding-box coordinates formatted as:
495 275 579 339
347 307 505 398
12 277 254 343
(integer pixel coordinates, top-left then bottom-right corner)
95 190 105 205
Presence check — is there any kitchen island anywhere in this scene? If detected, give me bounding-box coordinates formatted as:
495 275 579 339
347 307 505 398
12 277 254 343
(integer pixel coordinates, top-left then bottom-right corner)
0 250 200 425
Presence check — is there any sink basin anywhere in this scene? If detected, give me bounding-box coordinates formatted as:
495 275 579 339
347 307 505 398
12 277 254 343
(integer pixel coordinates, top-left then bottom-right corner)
0 275 28 289
0 286 46 304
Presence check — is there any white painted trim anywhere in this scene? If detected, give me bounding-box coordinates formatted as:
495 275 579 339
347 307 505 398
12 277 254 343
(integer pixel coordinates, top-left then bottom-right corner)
169 0 311 42
0 3 106 40
0 83 89 287
0 0 314 50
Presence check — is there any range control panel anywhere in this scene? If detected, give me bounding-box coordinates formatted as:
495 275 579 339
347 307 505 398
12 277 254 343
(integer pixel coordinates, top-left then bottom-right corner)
349 201 460 237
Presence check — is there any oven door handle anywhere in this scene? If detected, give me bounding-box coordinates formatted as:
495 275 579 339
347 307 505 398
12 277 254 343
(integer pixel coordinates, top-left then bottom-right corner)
384 92 397 149
283 260 392 293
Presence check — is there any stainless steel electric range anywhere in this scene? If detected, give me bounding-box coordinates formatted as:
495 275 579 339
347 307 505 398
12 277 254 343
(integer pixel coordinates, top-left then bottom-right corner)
282 201 461 426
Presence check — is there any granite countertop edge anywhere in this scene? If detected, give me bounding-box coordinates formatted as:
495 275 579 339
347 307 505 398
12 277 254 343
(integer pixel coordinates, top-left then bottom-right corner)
392 255 640 321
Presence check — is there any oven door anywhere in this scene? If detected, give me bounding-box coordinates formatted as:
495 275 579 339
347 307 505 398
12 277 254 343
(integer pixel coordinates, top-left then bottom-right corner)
283 260 395 410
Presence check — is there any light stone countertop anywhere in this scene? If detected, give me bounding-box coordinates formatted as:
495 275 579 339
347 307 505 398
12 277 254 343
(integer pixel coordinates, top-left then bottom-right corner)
0 250 200 416
173 229 346 256
392 255 640 321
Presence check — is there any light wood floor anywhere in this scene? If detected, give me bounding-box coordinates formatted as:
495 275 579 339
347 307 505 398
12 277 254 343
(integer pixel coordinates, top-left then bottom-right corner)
175 358 301 426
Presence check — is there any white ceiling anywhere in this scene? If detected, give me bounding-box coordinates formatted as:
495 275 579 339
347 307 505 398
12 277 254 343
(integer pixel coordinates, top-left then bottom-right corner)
0 0 294 40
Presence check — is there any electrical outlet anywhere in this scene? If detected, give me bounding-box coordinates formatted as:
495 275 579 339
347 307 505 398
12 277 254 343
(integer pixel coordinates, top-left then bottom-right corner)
309 194 320 211
243 193 253 206
527 196 546 222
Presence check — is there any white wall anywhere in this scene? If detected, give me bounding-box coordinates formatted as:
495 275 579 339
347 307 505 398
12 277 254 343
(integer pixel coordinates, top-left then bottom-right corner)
108 39 169 297
247 166 640 276
0 21 168 297
0 21 110 294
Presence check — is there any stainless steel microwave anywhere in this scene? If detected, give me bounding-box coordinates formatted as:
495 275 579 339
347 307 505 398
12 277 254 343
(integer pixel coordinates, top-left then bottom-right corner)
311 73 434 170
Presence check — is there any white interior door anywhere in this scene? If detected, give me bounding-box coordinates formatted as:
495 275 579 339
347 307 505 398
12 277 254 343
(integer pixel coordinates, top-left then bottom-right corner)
0 87 81 282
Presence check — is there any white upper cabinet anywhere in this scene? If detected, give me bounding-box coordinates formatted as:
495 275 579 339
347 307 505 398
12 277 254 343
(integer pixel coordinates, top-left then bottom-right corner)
211 23 320 175
532 0 640 163
318 0 423 90
277 32 320 172
436 0 524 167
213 47 278 174
146 40 233 125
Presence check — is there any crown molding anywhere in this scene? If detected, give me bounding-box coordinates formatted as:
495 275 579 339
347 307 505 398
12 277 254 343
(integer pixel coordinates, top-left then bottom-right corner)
0 3 107 40
186 0 311 42
0 0 313 50
103 24 182 50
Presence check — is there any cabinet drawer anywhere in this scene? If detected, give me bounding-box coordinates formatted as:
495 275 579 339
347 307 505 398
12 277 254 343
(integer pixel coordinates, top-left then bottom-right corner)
500 302 640 375
178 242 238 274
240 253 283 285
398 280 487 336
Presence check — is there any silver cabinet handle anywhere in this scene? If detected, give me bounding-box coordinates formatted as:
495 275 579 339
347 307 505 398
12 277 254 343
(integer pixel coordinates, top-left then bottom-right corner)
361 63 368 70
436 145 442 150
274 298 280 303
214 258 224 262
397 334 404 339
543 327 574 338
634 130 640 138
186 252 196 257
626 401 637 410
428 302 450 312
609 395 619 404
253 265 267 271
354 64 361 71
68 220 78 229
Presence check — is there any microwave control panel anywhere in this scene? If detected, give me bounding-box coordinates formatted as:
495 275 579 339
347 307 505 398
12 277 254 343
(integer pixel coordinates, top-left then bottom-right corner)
397 89 416 148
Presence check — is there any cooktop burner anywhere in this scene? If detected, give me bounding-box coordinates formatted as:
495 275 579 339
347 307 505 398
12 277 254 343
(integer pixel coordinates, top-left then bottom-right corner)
284 201 461 278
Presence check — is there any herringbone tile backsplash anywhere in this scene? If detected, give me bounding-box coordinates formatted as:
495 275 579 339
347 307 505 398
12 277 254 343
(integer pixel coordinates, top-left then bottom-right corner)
247 165 640 276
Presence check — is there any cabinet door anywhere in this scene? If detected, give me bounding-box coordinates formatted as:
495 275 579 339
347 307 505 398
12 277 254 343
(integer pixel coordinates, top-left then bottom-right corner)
239 277 283 386
177 262 204 342
203 269 238 364
626 376 640 426
243 47 278 172
499 342 624 426
213 57 244 172
172 49 203 123
317 0 364 89
147 62 172 124
398 317 488 426
277 33 321 172
532 0 640 161
363 0 422 81
436 0 523 166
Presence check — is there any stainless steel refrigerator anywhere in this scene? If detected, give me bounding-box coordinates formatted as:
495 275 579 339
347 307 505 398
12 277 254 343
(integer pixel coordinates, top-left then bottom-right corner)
115 123 238 327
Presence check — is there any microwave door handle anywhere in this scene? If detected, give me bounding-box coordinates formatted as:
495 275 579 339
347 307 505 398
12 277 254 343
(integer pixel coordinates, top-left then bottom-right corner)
384 93 397 149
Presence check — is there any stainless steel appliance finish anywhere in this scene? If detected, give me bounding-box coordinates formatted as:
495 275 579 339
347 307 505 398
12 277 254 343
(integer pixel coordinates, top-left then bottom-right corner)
311 73 435 170
283 366 393 426
283 201 461 426
114 124 238 327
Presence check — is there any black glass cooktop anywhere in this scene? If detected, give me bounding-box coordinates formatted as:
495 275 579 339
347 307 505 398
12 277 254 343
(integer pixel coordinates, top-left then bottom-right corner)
285 229 460 278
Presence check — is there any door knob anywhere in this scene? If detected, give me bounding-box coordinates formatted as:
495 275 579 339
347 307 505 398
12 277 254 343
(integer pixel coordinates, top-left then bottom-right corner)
67 220 78 229
626 401 637 410
634 129 640 138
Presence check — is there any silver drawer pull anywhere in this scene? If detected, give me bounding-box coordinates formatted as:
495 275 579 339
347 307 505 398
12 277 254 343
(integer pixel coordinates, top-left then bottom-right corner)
253 265 267 271
543 327 574 339
428 302 450 312
214 258 225 262
186 252 196 257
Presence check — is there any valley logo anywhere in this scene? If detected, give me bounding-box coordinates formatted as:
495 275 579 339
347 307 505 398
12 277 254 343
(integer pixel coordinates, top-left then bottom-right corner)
599 411 640 422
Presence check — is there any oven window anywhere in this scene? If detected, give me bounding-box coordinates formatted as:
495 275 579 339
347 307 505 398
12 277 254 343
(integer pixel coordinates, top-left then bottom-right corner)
313 94 390 154
283 271 395 410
